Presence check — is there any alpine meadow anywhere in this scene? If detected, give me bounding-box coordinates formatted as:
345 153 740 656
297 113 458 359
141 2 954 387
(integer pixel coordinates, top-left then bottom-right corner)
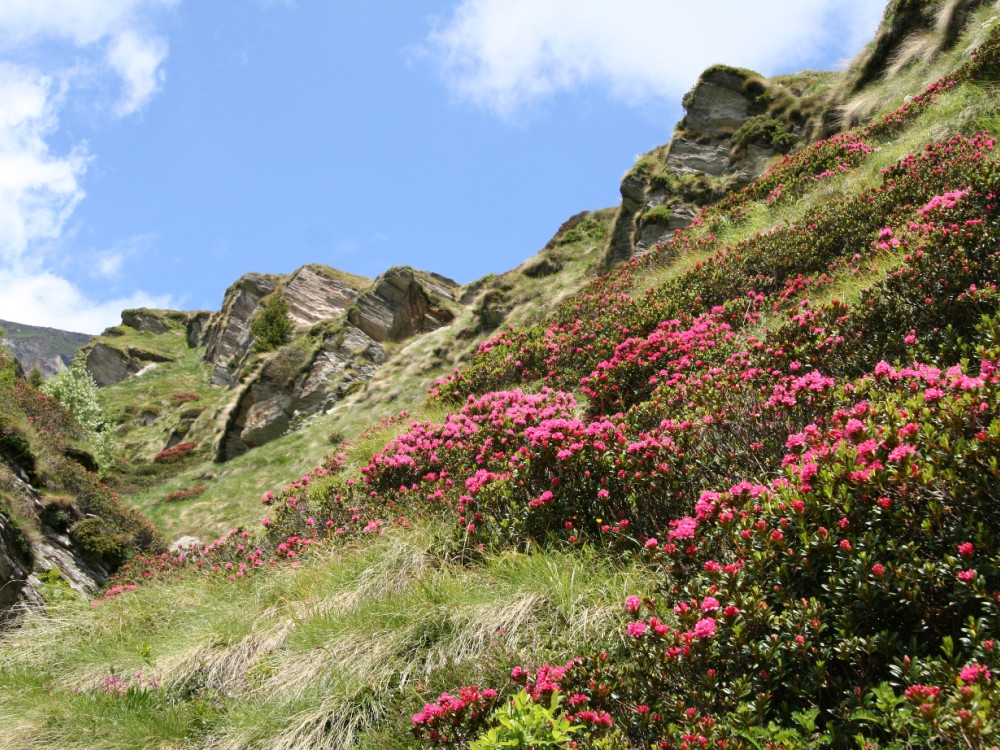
7 1 1000 748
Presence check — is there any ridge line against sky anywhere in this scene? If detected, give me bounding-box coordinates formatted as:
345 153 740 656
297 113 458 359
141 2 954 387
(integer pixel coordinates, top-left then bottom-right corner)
0 0 884 334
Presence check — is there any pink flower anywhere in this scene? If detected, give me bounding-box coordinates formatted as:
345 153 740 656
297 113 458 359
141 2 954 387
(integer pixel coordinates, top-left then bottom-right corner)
958 542 974 559
959 663 991 683
958 569 977 581
872 563 885 577
627 620 648 638
700 596 720 613
693 618 716 639
625 595 641 612
668 516 698 541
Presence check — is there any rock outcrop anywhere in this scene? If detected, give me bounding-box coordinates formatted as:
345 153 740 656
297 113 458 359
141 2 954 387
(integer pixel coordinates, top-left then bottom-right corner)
0 510 33 617
200 267 372 388
348 267 457 343
216 325 386 461
85 341 174 387
0 475 110 621
201 273 277 386
601 65 804 270
282 266 363 327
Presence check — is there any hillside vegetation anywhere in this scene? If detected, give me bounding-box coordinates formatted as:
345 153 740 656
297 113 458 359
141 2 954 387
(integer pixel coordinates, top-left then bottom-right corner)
5 2 1000 748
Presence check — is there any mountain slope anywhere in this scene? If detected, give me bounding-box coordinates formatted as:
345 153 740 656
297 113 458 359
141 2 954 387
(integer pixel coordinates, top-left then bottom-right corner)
4 3 1000 748
0 319 91 378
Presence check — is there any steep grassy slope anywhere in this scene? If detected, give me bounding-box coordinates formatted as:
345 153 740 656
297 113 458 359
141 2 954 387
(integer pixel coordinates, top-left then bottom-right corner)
6 5 1000 749
89 209 615 543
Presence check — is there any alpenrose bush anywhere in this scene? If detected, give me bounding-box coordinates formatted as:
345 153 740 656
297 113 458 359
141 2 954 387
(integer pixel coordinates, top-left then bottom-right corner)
414 349 1000 748
152 441 197 463
87 29 1000 746
431 127 999 406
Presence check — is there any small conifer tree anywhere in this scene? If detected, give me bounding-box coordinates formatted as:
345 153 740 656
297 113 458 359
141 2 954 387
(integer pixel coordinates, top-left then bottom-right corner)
251 295 295 352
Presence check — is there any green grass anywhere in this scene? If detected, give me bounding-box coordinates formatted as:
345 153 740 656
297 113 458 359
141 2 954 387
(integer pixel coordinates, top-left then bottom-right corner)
0 522 646 750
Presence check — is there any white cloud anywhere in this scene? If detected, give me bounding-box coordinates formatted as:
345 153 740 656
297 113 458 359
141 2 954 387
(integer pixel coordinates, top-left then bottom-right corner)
106 29 169 116
424 0 886 116
0 63 88 263
0 266 174 334
0 1 176 330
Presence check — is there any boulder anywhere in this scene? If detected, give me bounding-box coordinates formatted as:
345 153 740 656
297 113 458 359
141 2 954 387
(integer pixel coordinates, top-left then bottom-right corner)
85 342 174 387
240 393 292 447
85 343 142 386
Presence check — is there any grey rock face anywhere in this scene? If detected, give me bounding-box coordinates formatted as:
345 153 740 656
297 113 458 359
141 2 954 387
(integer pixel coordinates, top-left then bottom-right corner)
186 311 212 348
0 512 32 615
664 137 734 177
602 64 794 270
202 274 276 387
27 533 109 600
0 474 111 621
283 266 361 327
604 170 655 270
216 325 386 461
120 309 172 335
682 68 753 137
348 267 456 343
85 342 172 387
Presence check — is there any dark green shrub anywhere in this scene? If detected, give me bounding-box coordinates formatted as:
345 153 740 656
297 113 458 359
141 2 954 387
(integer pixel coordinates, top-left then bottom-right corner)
251 295 295 352
0 427 40 485
69 517 129 568
731 115 796 152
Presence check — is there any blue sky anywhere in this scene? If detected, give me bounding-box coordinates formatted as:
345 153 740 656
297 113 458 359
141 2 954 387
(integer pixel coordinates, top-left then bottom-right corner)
0 0 885 334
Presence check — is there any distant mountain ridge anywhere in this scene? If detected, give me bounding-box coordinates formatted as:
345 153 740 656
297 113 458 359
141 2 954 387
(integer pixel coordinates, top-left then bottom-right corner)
0 319 92 378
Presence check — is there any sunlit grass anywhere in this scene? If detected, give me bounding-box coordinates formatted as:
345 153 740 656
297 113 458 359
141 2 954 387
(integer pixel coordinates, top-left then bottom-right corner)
0 521 646 749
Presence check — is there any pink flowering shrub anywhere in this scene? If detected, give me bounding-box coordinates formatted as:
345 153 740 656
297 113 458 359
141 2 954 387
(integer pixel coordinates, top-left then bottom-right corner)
88 25 1000 746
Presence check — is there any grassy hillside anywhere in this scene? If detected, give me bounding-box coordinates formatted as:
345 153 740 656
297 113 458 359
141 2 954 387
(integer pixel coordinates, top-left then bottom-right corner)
6 5 1000 749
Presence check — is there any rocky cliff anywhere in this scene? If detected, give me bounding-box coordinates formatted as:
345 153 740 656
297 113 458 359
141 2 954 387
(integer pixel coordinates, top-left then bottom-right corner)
598 0 992 270
211 265 456 460
600 64 822 270
83 0 984 466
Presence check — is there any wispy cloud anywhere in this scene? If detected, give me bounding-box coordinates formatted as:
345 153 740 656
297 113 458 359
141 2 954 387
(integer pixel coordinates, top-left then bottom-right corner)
106 29 169 116
0 0 177 331
88 233 158 280
423 0 885 117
